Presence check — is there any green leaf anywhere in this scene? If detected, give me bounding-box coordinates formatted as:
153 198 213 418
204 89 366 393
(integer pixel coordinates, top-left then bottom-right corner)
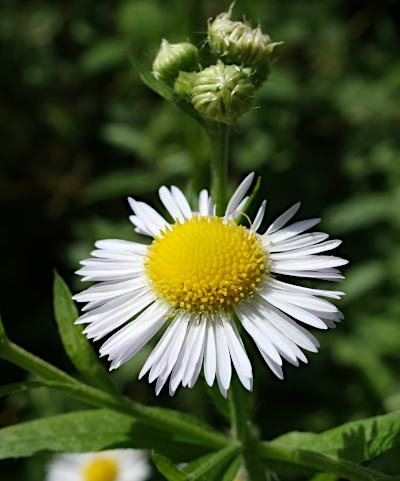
221 455 242 481
0 409 209 461
257 442 392 481
152 451 188 481
182 443 241 481
272 410 400 464
124 50 205 128
0 314 6 341
53 272 116 394
309 474 339 481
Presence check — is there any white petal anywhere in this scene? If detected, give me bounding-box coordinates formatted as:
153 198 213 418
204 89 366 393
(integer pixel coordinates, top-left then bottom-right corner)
264 289 339 313
128 198 169 237
254 297 320 352
198 189 209 216
235 305 282 365
228 196 249 220
267 278 345 299
252 199 267 232
266 202 301 235
159 186 185 223
214 314 232 393
268 232 329 252
204 318 217 386
182 317 207 387
271 268 345 281
225 172 255 219
73 278 147 303
101 301 170 368
270 239 342 259
171 186 193 219
129 215 153 237
263 218 321 245
222 314 252 391
95 239 147 255
80 291 156 341
139 315 182 380
259 291 328 329
272 255 348 271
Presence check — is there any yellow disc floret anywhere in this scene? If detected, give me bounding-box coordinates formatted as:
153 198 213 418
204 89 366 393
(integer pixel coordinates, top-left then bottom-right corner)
83 457 119 481
145 216 267 312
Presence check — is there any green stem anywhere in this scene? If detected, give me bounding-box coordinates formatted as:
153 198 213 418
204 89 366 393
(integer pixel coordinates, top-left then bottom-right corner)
0 338 79 386
0 338 229 451
208 122 230 216
228 377 249 442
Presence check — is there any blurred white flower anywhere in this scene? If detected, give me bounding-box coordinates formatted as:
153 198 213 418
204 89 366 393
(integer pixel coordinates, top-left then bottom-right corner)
75 172 347 397
46 449 149 481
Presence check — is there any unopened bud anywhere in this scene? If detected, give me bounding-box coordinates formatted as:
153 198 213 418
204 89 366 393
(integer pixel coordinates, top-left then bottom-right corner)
191 61 254 124
174 71 197 97
208 6 283 71
152 39 200 83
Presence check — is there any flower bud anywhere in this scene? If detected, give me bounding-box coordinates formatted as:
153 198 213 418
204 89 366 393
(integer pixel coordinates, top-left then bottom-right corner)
174 71 197 97
208 6 283 69
191 61 254 124
152 39 200 83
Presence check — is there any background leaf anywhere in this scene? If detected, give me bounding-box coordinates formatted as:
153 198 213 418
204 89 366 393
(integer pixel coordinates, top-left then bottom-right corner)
0 409 210 461
271 410 400 464
152 451 188 481
53 272 116 394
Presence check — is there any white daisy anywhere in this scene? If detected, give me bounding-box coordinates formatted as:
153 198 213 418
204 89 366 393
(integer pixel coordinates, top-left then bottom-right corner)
46 449 149 481
74 172 347 397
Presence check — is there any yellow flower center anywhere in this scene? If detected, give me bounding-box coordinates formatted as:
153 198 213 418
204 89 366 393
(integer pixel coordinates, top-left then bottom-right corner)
83 457 119 481
145 216 267 311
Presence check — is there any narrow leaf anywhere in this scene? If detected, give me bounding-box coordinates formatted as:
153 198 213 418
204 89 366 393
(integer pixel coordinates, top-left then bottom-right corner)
53 272 116 394
272 410 400 464
152 451 188 481
183 443 241 481
0 409 208 461
125 50 205 127
222 455 242 481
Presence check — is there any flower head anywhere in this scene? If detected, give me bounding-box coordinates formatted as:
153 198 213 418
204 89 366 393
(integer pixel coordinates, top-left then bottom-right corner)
75 173 347 397
152 39 199 83
191 61 254 124
46 449 149 481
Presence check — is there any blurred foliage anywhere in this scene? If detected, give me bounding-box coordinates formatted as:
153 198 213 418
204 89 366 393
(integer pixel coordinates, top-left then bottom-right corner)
1 0 400 479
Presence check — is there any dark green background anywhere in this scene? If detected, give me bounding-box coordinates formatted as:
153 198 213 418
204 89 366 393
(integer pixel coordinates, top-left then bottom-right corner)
1 0 400 479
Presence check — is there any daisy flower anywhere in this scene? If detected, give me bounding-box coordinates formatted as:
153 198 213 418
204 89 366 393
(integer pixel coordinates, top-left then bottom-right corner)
74 173 347 397
46 449 149 481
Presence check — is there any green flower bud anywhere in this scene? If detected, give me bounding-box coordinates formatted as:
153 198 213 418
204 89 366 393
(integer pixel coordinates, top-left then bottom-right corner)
174 71 197 97
208 6 283 68
191 61 254 124
152 39 200 83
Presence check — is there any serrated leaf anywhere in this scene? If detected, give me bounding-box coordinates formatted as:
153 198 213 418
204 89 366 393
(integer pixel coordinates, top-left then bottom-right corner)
257 442 392 481
53 272 116 394
271 410 400 464
124 50 205 128
152 451 188 481
0 409 209 461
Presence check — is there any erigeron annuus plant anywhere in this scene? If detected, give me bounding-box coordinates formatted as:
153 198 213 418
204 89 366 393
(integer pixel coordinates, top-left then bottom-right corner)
0 5 399 481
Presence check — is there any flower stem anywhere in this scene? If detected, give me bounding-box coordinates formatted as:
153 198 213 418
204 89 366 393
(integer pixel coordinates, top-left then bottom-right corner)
208 122 231 216
0 336 229 450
